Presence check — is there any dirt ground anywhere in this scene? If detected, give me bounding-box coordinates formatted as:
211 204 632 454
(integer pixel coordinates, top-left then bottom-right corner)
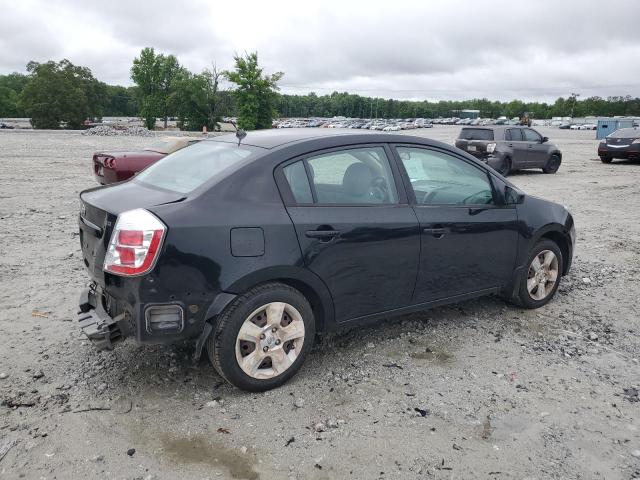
0 126 639 480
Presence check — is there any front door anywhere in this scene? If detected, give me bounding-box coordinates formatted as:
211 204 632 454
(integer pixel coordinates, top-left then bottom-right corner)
393 145 518 304
522 128 548 167
279 145 420 322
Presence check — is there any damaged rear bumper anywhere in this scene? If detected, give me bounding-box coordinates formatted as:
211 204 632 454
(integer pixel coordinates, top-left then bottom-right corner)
77 286 129 351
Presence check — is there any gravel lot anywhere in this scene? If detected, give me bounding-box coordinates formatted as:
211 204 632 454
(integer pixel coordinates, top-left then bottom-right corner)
0 126 639 480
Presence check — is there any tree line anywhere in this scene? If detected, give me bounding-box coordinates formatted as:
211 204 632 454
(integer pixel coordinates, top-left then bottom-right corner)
277 92 640 120
2 49 640 130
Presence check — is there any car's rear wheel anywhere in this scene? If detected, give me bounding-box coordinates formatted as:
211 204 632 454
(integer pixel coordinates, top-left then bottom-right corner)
497 156 511 176
206 282 315 391
513 239 563 309
543 154 561 174
600 156 613 164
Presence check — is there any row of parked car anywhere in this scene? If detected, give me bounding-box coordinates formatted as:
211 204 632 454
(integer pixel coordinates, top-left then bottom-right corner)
274 118 434 130
91 122 640 187
558 123 597 130
272 117 530 129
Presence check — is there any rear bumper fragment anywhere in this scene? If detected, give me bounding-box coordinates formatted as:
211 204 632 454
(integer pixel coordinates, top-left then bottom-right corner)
77 286 127 351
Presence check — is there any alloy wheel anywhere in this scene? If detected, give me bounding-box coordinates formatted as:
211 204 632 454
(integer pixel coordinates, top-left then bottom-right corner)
235 302 305 379
526 250 559 301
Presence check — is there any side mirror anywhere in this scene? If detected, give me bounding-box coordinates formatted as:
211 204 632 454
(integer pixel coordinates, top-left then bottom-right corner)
505 185 525 205
541 136 549 143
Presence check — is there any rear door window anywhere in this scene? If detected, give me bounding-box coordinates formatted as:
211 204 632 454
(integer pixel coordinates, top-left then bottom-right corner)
283 161 313 204
306 147 398 205
458 129 494 141
505 129 523 141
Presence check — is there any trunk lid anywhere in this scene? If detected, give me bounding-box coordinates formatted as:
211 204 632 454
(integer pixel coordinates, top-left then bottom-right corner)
456 128 494 156
79 182 185 283
455 139 491 156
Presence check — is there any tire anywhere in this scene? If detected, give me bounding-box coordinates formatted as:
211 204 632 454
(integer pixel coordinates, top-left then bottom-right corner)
543 154 561 174
497 157 511 176
206 282 315 392
512 239 563 309
600 156 613 164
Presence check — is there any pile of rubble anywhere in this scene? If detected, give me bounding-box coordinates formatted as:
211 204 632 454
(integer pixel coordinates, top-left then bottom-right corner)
81 125 153 137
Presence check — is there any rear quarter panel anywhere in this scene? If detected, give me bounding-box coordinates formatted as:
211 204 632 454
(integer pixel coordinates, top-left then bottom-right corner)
144 159 335 332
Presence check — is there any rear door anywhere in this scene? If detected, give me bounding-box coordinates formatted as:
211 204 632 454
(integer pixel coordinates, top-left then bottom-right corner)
504 128 529 168
277 145 420 322
522 128 548 167
392 145 518 303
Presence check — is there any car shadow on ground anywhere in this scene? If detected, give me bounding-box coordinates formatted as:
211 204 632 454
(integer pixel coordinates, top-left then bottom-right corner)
75 293 522 400
507 169 545 177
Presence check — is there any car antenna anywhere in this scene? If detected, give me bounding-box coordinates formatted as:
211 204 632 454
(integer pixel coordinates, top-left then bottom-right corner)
229 120 247 146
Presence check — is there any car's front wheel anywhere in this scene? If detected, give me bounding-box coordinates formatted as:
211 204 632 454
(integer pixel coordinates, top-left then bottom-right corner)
513 239 563 309
600 156 613 164
207 282 315 391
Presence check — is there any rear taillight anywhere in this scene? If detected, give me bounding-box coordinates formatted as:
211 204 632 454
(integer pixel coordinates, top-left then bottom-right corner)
104 157 116 168
104 209 166 276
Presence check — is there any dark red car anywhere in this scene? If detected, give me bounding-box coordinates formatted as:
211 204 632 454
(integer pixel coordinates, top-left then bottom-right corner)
93 137 201 184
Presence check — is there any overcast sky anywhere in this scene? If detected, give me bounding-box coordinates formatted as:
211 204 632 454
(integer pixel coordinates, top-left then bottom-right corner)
1 0 639 102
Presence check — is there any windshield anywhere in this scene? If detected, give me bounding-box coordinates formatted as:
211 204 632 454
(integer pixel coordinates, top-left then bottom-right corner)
458 128 494 141
135 141 260 194
609 128 640 139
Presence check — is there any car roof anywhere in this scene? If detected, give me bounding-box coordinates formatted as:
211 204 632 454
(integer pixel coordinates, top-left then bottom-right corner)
460 125 526 131
208 128 391 149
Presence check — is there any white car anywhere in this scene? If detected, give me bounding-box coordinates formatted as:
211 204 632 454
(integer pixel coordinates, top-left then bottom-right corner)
570 124 581 130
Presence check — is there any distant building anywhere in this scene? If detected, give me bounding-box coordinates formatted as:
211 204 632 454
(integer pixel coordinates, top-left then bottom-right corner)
457 109 480 119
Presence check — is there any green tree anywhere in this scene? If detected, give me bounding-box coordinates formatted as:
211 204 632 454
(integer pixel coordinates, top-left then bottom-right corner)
104 85 138 116
19 60 106 129
224 52 283 130
131 47 184 129
169 65 224 131
0 73 29 117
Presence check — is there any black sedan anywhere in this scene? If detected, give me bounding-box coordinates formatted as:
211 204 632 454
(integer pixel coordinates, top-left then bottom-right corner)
598 127 640 163
77 129 575 391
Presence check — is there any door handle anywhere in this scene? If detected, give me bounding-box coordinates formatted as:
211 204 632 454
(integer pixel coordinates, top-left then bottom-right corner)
507 143 513 147
423 227 448 238
305 229 341 240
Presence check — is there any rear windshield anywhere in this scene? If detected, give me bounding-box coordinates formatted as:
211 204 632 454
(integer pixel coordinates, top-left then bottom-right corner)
135 141 260 194
143 138 185 154
458 128 494 141
609 128 640 138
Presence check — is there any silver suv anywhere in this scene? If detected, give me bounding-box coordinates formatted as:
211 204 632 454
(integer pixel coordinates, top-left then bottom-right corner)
455 126 562 176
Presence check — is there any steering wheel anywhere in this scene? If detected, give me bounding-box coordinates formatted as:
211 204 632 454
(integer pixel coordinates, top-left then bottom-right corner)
370 176 389 202
460 190 493 205
421 185 450 204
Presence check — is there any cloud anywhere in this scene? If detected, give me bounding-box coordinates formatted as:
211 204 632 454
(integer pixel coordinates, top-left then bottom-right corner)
1 0 639 101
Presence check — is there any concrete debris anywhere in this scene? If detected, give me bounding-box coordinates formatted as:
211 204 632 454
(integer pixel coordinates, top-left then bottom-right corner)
82 125 153 137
